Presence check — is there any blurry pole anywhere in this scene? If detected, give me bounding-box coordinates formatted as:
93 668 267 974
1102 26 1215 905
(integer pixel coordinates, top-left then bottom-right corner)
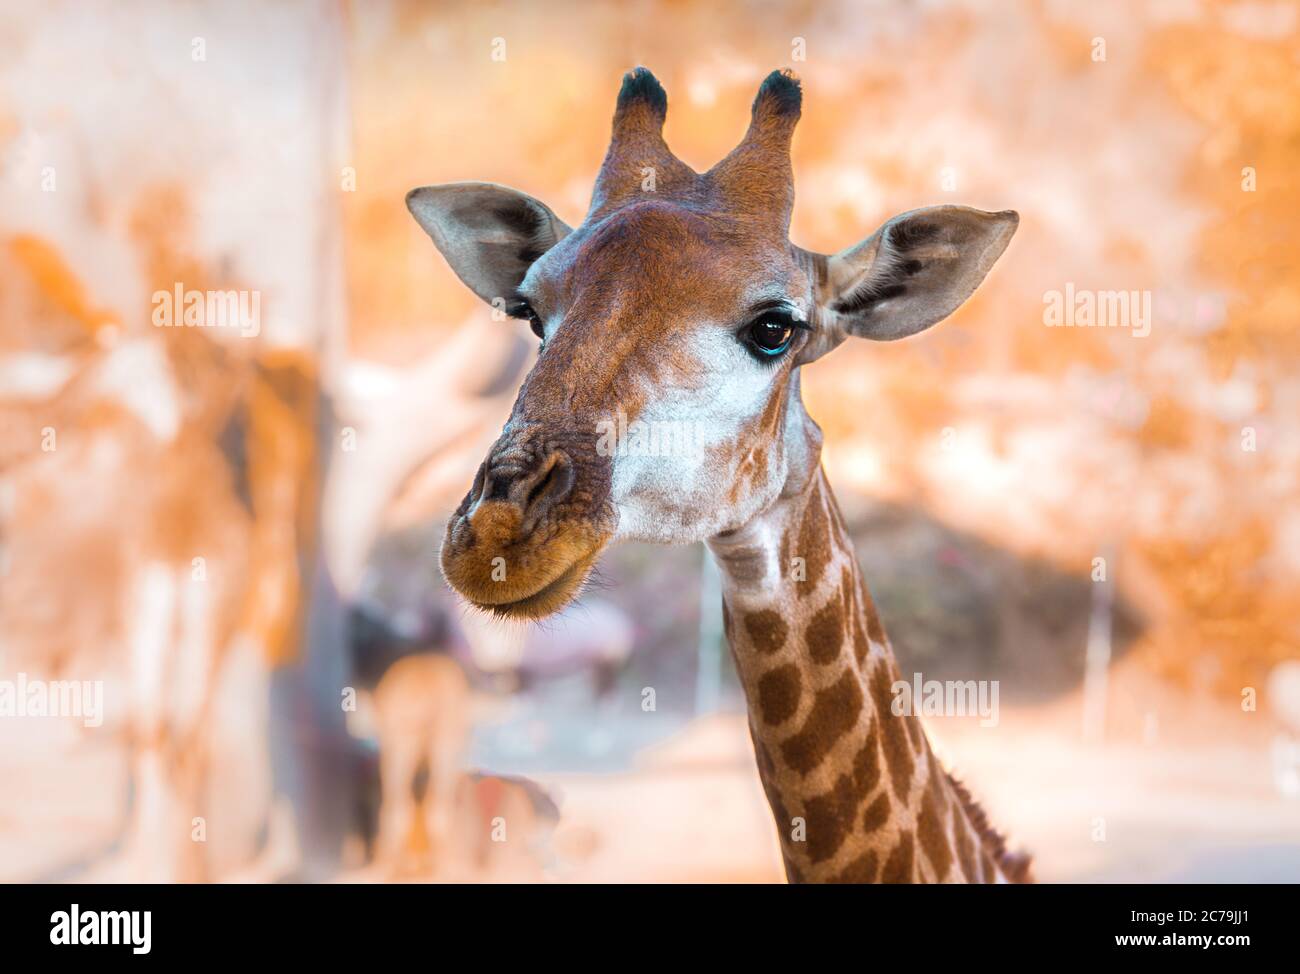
263 6 355 880
1081 545 1115 745
695 546 724 716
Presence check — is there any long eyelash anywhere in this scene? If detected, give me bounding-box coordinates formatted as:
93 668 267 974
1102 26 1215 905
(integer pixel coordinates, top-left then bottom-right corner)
746 307 812 331
502 293 546 343
500 289 535 319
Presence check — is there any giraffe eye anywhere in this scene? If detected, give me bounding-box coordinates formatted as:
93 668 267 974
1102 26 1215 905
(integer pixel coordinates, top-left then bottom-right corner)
746 315 796 357
507 299 545 340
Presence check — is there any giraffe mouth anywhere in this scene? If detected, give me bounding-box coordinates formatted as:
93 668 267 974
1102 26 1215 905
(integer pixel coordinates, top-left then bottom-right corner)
447 543 605 621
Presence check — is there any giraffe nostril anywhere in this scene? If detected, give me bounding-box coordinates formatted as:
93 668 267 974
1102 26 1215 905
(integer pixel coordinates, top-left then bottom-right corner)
526 470 553 510
461 462 489 516
472 450 575 532
486 474 515 502
521 452 574 529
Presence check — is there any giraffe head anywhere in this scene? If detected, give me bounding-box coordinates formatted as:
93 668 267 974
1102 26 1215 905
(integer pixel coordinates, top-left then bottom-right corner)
408 68 1016 619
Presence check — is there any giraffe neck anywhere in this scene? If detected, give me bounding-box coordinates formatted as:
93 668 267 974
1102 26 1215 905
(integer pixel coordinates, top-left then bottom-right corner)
708 463 1011 883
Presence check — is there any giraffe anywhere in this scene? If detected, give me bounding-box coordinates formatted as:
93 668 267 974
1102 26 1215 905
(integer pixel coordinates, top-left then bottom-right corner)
0 232 336 881
406 67 1030 883
365 650 560 880
371 652 471 875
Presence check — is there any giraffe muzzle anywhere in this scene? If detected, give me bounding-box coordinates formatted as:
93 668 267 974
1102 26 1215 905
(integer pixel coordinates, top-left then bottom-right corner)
439 436 613 619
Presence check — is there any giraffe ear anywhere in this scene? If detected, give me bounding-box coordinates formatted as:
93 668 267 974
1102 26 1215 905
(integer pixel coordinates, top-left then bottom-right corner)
817 206 1017 342
406 182 573 307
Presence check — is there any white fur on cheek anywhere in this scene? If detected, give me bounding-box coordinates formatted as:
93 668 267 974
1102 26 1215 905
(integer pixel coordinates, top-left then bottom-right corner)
609 330 786 544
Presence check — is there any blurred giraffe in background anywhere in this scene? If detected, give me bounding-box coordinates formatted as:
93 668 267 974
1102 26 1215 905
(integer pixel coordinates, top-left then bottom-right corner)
371 652 469 874
0 232 330 881
407 68 1030 882
116 298 332 882
365 650 560 881
2 223 561 882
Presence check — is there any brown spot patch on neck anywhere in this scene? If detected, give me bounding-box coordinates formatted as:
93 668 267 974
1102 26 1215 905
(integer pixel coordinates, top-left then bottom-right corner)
798 725 881 864
847 569 873 663
804 571 848 664
756 663 801 726
916 784 954 881
869 661 916 800
779 666 863 775
742 609 788 655
880 830 915 883
862 791 890 832
794 478 831 598
831 849 878 884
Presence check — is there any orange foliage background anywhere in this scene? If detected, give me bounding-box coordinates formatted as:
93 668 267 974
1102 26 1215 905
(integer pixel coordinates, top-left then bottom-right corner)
0 0 1296 883
346 0 1299 694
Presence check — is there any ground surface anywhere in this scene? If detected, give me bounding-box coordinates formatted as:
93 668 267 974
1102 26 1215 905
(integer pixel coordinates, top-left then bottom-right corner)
4 663 1296 884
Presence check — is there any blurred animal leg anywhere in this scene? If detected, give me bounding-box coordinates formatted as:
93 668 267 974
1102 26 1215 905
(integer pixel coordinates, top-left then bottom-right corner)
424 731 461 874
427 660 470 875
171 725 213 883
126 562 178 882
376 727 421 872
172 567 223 882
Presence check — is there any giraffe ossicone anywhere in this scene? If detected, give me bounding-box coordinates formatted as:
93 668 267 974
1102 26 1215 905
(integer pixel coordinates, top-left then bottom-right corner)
407 66 1029 883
